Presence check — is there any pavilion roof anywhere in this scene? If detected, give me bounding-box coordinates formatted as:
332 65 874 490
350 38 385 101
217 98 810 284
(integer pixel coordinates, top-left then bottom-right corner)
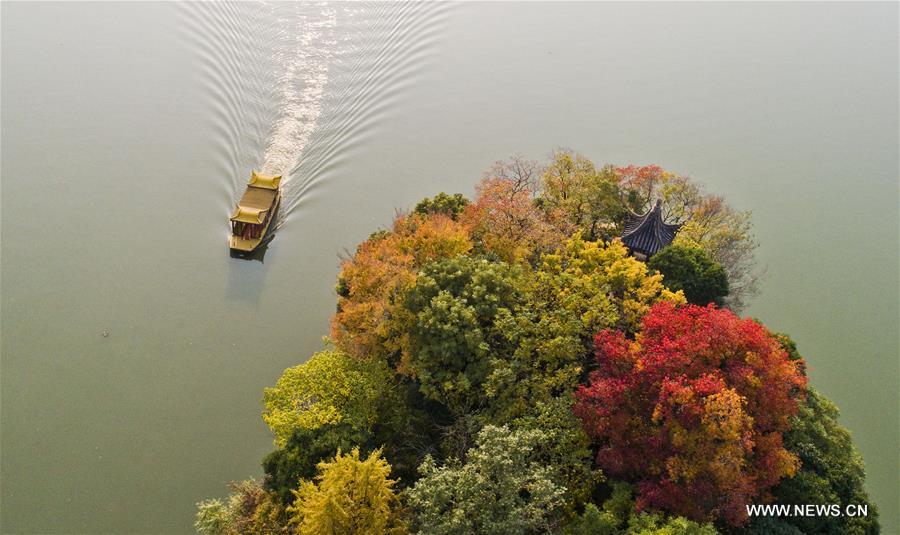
620 200 681 256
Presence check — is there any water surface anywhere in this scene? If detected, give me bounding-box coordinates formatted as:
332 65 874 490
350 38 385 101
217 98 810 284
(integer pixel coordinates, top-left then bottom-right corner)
2 2 897 533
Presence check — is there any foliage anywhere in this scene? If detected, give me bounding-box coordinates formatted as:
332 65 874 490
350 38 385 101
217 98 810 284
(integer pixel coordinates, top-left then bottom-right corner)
575 303 807 526
413 192 470 220
511 396 603 515
648 244 729 305
331 213 472 362
400 255 524 413
407 425 567 535
483 302 584 421
262 350 396 446
200 150 876 535
762 387 879 534
288 448 407 535
195 479 288 535
538 149 630 241
672 196 758 311
262 423 375 505
532 234 685 336
195 499 231 535
616 165 701 225
562 483 718 535
461 155 567 263
617 165 759 312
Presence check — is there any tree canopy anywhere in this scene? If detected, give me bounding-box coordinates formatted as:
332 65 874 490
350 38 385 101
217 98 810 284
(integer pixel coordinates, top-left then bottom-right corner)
575 303 807 526
407 425 567 535
648 244 729 305
288 448 407 535
200 150 877 535
262 350 395 446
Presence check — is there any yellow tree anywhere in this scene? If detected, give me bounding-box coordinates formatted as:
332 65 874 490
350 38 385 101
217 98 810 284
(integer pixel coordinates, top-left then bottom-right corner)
532 234 685 336
289 448 407 535
539 149 629 242
262 350 394 446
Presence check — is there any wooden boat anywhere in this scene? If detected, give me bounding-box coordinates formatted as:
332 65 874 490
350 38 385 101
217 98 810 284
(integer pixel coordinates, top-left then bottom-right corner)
229 171 282 253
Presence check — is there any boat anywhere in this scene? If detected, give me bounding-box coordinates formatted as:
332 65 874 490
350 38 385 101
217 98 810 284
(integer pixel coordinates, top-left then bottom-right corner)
229 171 282 253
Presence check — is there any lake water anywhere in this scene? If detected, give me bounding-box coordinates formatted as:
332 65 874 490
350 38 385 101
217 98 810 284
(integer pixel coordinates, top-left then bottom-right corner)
2 2 897 533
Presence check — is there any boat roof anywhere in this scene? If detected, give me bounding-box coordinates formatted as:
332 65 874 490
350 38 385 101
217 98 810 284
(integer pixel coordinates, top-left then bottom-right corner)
231 186 277 224
231 206 268 224
238 185 277 211
249 171 282 190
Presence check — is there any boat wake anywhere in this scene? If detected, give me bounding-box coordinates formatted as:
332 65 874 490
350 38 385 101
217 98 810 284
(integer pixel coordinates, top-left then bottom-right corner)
259 3 337 181
183 1 448 231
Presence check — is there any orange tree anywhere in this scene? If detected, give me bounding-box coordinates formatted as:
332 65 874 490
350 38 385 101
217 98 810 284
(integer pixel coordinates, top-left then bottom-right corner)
331 213 472 363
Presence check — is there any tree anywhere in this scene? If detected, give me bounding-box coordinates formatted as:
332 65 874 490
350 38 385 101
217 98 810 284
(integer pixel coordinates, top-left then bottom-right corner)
538 149 630 242
616 165 701 225
648 244 729 305
262 350 395 446
575 303 807 526
289 448 407 535
461 155 567 263
413 192 470 220
262 423 375 505
673 196 759 311
531 234 685 337
760 387 879 534
511 396 602 516
407 425 567 535
616 166 760 312
400 256 524 414
561 483 718 535
483 303 584 422
195 479 288 535
263 379 437 505
195 499 231 535
331 213 472 363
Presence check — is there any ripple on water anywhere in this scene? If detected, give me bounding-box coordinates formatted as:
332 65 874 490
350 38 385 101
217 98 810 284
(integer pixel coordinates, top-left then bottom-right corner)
178 1 450 229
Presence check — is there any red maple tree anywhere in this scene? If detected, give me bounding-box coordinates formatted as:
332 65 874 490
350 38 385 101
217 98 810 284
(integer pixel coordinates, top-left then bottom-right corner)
575 302 807 525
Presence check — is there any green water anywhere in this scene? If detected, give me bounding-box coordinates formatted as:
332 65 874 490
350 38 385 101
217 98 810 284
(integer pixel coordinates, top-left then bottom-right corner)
2 2 897 533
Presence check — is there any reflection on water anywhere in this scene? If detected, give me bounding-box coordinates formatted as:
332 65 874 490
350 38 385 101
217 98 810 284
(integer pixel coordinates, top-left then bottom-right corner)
229 234 273 263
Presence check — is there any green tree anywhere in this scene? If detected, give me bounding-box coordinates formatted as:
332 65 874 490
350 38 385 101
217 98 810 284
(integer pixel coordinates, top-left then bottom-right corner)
648 244 729 305
262 350 396 446
407 425 567 535
195 499 231 535
762 387 879 534
562 483 718 535
511 396 602 515
289 448 407 535
400 256 524 414
262 423 375 505
483 304 584 421
414 192 470 220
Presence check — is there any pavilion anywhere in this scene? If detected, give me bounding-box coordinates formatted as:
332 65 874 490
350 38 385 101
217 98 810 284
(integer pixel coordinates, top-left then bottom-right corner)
620 199 681 261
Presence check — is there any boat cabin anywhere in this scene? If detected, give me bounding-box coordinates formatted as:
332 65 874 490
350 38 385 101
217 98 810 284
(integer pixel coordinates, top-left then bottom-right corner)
229 171 282 252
